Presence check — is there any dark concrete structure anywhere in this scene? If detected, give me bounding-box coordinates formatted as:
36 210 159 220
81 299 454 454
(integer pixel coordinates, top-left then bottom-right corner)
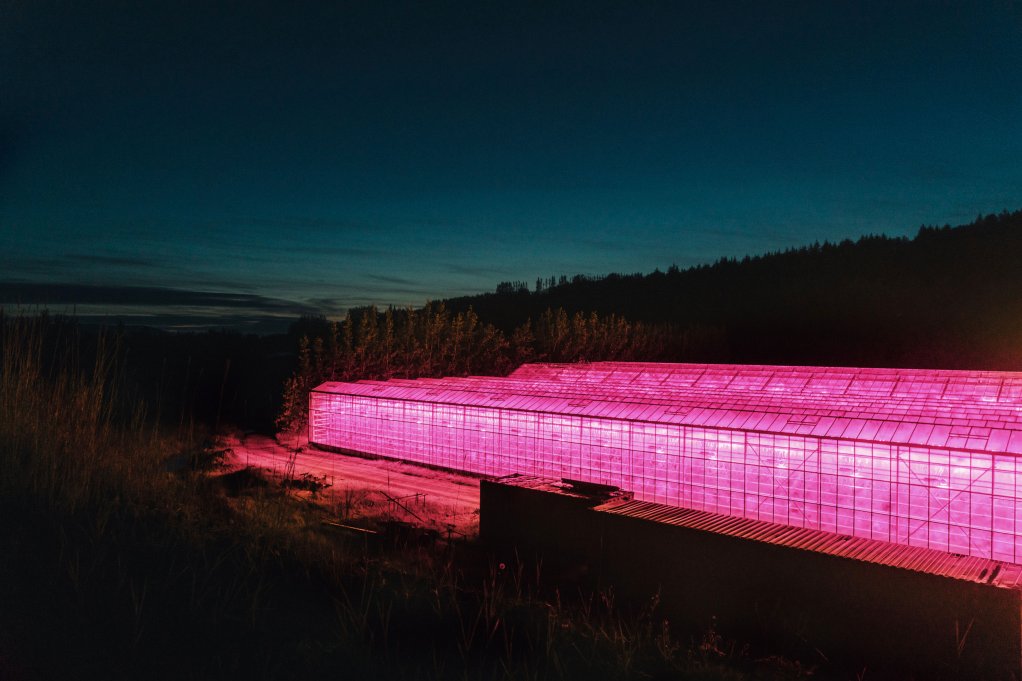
481 475 1022 680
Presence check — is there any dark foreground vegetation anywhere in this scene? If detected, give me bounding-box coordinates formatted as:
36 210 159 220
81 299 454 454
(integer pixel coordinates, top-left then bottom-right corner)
1 318 838 680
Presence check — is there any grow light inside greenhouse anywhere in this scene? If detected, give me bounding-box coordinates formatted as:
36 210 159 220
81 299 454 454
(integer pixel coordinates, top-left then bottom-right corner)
310 362 1022 563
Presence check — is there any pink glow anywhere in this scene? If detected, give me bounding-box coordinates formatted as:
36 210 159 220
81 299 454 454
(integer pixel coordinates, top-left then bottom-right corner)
310 362 1022 563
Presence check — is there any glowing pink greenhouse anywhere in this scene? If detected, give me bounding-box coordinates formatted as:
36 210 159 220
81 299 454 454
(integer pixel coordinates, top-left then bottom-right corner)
310 362 1022 563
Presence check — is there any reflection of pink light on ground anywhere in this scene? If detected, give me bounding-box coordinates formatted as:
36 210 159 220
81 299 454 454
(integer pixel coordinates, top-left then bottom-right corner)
310 362 1022 563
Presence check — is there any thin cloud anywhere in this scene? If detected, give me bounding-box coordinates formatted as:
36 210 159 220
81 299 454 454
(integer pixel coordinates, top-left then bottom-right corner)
364 273 418 286
62 254 162 268
443 263 514 278
286 244 385 258
244 215 370 233
68 311 298 334
0 282 321 316
304 297 347 313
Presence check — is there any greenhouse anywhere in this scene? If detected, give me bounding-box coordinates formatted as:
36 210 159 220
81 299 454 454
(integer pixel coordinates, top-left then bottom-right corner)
310 362 1022 563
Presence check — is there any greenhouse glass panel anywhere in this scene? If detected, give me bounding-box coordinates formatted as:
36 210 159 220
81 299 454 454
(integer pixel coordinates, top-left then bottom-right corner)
310 362 1022 563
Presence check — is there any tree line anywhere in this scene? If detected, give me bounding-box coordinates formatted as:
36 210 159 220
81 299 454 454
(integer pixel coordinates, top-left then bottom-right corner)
445 209 1022 371
279 208 1022 431
276 304 723 431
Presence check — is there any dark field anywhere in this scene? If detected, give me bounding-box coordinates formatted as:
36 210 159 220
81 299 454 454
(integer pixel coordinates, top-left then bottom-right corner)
0 316 868 681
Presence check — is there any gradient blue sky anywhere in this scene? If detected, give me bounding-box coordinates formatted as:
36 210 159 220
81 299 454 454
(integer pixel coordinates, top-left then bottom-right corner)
2 1 1021 330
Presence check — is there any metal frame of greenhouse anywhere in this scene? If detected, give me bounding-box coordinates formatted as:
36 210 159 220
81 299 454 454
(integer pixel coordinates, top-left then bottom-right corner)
310 362 1022 563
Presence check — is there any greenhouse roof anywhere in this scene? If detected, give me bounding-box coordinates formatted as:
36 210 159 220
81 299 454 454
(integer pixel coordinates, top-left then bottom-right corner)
313 362 1022 454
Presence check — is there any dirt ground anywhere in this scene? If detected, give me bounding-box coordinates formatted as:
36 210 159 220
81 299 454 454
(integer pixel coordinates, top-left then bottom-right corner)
223 432 482 537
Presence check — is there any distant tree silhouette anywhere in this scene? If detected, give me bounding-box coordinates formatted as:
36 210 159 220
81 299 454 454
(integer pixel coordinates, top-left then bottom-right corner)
279 209 1022 431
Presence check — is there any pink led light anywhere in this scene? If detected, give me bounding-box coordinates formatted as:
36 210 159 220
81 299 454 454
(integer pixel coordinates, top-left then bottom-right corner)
310 362 1022 563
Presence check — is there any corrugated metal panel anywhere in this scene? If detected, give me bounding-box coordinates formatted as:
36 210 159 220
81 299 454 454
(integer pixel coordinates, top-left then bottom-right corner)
596 497 1020 589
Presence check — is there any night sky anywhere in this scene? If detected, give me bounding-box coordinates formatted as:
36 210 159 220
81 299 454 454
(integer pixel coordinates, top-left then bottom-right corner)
3 1 1021 331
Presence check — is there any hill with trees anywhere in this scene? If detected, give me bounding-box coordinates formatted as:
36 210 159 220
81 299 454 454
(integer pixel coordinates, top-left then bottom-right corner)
278 210 1022 431
445 209 1022 370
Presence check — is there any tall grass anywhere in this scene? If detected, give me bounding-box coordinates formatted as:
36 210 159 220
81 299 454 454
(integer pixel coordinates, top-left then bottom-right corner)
0 316 155 510
0 317 368 678
0 316 825 681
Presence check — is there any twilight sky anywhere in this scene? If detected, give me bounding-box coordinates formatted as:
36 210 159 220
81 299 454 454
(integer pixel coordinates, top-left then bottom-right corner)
2 1 1021 331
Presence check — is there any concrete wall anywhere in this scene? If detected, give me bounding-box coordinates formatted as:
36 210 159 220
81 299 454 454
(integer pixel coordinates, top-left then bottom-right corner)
479 478 608 560
480 479 1022 680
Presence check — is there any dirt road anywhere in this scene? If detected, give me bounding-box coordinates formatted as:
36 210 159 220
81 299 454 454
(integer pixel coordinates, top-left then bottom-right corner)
226 433 482 535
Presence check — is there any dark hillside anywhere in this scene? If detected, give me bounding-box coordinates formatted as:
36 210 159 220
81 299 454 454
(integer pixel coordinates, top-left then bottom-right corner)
444 210 1022 370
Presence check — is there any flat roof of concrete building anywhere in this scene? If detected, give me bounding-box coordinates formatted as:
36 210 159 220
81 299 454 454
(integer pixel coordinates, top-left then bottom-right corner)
492 474 1022 590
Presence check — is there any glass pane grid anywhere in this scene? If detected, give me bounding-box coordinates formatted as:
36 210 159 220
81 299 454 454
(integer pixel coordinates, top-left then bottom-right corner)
310 362 1022 563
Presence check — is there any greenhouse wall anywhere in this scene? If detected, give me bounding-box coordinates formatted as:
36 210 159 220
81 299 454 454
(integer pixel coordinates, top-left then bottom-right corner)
310 362 1022 563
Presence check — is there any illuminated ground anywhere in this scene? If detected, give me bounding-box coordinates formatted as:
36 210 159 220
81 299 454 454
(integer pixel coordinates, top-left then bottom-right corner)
225 432 481 537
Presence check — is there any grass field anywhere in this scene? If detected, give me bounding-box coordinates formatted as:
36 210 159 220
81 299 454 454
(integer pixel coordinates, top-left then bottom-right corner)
0 318 843 680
